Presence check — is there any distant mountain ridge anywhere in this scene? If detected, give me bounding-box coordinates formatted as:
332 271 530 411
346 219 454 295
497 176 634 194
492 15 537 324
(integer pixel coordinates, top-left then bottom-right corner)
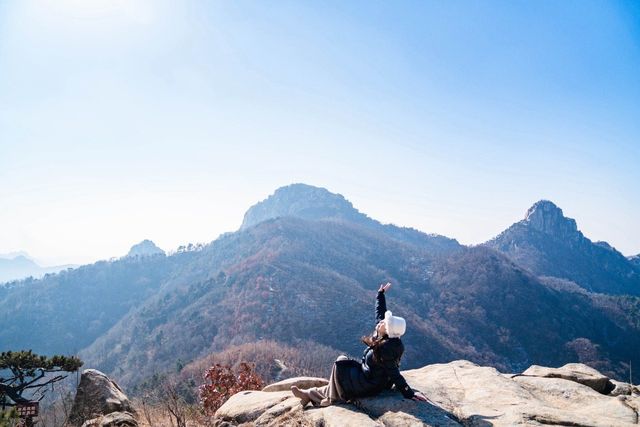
485 200 640 295
0 253 193 355
0 184 638 395
0 254 76 284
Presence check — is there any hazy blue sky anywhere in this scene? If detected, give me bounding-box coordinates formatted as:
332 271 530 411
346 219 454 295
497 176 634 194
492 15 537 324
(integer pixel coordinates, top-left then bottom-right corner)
1 0 639 265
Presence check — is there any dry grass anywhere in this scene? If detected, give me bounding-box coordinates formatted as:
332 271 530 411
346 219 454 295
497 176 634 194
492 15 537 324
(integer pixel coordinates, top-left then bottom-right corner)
133 399 211 427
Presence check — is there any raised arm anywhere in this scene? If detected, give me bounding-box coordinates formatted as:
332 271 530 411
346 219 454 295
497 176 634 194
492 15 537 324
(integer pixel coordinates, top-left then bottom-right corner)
376 283 390 322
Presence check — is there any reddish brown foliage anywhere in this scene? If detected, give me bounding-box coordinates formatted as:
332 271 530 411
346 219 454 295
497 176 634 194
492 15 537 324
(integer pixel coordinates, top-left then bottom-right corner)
199 362 265 415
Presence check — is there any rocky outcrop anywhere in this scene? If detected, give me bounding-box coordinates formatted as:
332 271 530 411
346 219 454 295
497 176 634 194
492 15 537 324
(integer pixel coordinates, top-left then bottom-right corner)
612 379 640 397
79 411 137 427
213 360 640 426
524 200 579 239
261 376 328 392
518 363 614 394
126 240 165 258
239 183 370 231
65 369 137 427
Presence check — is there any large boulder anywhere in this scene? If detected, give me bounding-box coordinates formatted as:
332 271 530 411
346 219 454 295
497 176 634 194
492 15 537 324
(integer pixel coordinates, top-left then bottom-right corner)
520 363 614 394
65 369 137 427
512 375 635 426
213 360 640 426
407 360 536 425
406 360 637 426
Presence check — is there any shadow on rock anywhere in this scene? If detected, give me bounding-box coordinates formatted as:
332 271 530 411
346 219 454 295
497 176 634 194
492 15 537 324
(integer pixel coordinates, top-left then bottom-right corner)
356 390 462 426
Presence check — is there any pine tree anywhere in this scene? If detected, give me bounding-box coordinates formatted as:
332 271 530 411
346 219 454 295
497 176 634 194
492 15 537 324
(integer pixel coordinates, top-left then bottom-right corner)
0 350 83 405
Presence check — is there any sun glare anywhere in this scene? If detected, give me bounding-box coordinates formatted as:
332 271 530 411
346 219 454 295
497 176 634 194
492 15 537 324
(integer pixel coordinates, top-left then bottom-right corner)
21 0 155 35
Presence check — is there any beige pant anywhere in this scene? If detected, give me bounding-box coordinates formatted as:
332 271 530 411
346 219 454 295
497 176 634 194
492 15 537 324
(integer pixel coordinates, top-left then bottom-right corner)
307 355 348 406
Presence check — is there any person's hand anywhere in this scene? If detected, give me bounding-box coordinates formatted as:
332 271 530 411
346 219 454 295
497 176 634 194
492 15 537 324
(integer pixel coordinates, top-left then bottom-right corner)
378 282 392 293
411 392 428 402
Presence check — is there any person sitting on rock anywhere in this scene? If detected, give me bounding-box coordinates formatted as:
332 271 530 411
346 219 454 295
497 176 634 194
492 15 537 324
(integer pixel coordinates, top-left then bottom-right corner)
291 282 428 407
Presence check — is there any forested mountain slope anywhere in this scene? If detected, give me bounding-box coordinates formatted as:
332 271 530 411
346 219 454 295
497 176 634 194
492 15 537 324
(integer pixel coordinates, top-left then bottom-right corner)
81 217 640 388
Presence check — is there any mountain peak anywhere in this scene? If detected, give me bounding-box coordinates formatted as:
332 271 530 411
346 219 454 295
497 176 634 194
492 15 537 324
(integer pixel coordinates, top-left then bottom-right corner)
272 183 346 202
126 240 165 258
240 183 369 230
486 200 640 295
524 200 578 236
0 251 33 261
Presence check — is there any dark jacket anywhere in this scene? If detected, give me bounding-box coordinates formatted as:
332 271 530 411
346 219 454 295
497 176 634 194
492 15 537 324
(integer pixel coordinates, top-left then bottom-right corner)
336 290 414 399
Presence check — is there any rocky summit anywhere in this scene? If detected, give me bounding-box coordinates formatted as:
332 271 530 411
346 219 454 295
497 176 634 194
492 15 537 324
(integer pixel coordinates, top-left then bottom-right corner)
126 239 165 258
213 360 639 427
240 183 372 230
524 200 582 239
486 200 640 295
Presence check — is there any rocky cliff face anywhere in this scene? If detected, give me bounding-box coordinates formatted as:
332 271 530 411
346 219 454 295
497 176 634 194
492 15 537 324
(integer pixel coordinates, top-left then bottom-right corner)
524 200 580 239
213 360 640 426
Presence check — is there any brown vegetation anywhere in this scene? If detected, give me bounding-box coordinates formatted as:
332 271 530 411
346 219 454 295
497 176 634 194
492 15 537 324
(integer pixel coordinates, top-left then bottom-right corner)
200 362 264 415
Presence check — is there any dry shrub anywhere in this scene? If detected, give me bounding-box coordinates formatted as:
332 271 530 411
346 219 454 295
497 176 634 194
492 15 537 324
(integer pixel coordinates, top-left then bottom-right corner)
179 340 339 388
199 362 264 415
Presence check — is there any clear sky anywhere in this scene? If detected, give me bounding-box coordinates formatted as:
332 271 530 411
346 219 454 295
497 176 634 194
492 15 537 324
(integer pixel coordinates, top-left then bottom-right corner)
1 0 639 266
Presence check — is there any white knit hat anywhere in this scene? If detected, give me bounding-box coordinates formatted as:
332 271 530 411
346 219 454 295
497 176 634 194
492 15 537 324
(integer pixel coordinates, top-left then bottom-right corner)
384 310 406 338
